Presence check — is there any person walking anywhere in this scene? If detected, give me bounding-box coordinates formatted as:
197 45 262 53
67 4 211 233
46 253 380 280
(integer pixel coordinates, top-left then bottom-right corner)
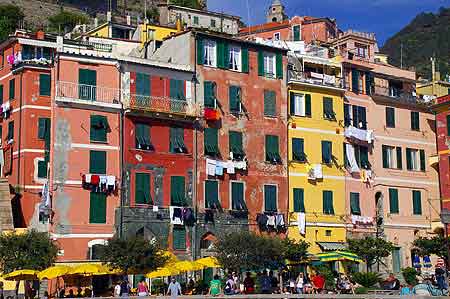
167 278 182 299
224 274 235 295
208 275 222 296
296 273 304 294
137 278 149 296
114 281 121 297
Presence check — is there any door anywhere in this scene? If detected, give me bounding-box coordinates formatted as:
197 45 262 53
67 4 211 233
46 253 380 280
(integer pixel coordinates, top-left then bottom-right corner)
392 248 401 273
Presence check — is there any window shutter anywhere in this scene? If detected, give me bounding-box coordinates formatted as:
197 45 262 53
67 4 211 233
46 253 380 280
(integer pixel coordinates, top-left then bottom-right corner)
90 115 108 142
136 73 150 96
231 182 245 210
293 188 305 212
419 149 426 171
37 160 47 178
216 40 224 69
89 192 107 224
7 121 13 140
241 47 249 73
205 180 219 208
89 150 106 174
135 123 151 149
382 145 389 168
406 148 412 170
447 115 450 136
386 107 395 128
344 104 351 126
389 188 399 214
79 69 97 101
135 173 151 204
223 42 229 69
359 146 369 168
0 85 3 104
264 90 276 117
396 147 402 169
204 81 215 108
350 192 361 215
229 86 240 112
39 74 51 96
365 72 372 95
257 51 264 76
265 135 280 162
204 128 219 156
293 25 300 41
321 141 332 164
38 118 49 139
323 191 334 215
358 106 367 129
351 69 359 93
412 190 422 215
229 131 244 157
304 94 311 116
276 53 283 79
323 97 333 119
171 176 185 206
264 185 277 212
411 111 420 131
173 227 186 250
196 37 204 65
289 92 296 116
292 138 305 161
9 79 14 100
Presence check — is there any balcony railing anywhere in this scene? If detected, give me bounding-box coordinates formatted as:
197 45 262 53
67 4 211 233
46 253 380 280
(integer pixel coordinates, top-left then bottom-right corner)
373 85 422 104
56 81 121 105
126 94 199 117
288 70 344 89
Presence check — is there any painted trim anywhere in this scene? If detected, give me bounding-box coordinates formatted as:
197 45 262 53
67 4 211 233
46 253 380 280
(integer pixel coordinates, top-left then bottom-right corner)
17 38 56 48
384 223 431 229
87 239 108 247
64 180 83 185
11 105 52 113
24 185 44 189
375 176 438 186
71 143 120 151
51 233 114 239
439 149 450 155
290 172 346 181
289 126 343 136
345 95 371 104
290 221 348 228
13 149 46 156
59 55 117 66
0 72 12 81
376 135 435 146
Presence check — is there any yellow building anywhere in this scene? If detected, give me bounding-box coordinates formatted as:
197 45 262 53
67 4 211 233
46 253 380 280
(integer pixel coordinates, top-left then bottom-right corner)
287 54 346 255
417 74 450 98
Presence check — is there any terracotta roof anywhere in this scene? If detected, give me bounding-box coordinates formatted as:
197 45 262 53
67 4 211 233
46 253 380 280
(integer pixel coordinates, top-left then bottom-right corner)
239 20 290 34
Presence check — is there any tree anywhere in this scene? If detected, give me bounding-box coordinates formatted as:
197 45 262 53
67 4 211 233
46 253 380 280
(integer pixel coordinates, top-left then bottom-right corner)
215 231 285 272
0 4 24 42
281 238 309 263
98 236 168 274
169 0 201 10
413 234 450 262
348 236 395 271
0 229 59 273
48 9 88 34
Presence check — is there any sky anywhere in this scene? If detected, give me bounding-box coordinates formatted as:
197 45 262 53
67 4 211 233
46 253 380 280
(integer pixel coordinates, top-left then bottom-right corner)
208 0 450 46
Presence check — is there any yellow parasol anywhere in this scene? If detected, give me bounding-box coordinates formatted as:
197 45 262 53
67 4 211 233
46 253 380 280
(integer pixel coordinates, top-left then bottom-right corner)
146 267 180 279
38 265 73 280
67 264 106 276
195 257 220 268
3 270 39 281
171 261 205 272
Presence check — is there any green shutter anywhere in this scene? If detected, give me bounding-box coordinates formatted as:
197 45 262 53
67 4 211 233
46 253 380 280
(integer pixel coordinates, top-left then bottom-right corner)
89 192 107 224
365 72 373 95
79 69 97 101
344 104 351 126
323 191 334 215
173 226 186 250
37 160 47 178
447 115 450 136
293 25 300 41
135 173 151 204
382 145 389 168
350 192 361 215
90 115 108 142
39 74 51 96
411 112 420 131
321 141 332 164
231 182 245 210
257 51 264 76
204 128 219 156
241 47 249 73
264 90 276 117
351 69 359 93
293 188 305 213
292 138 305 162
136 73 150 96
305 94 311 117
406 148 412 170
170 127 186 153
38 118 50 139
7 121 13 140
204 81 215 108
358 106 367 129
89 150 106 174
389 188 399 214
171 176 186 206
323 97 334 120
265 135 280 163
420 149 426 172
205 180 219 208
0 85 3 104
196 37 204 65
289 92 296 116
216 40 226 69
396 147 402 169
276 53 283 79
264 185 277 212
412 190 422 215
386 107 395 128
135 123 152 149
229 131 244 157
229 85 240 112
9 78 14 100
194 16 199 25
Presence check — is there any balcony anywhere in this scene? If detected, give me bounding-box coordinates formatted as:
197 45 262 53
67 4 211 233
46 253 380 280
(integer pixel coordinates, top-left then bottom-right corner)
288 69 344 91
55 81 121 110
373 85 426 106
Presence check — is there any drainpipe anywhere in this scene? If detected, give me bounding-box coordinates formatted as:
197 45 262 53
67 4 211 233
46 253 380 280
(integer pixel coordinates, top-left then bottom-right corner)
16 72 23 190
119 63 125 239
192 32 198 260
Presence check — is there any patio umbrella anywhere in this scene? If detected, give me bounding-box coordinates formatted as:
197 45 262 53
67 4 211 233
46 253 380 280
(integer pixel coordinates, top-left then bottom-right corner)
38 265 73 280
195 257 220 268
3 270 39 281
68 264 105 276
146 267 180 279
161 251 179 264
316 251 363 263
172 261 205 272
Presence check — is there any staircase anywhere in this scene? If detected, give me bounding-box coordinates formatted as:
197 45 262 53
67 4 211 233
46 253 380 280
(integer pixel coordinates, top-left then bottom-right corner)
0 178 13 232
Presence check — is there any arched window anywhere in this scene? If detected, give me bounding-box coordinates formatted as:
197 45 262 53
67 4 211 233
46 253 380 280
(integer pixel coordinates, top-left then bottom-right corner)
88 239 107 260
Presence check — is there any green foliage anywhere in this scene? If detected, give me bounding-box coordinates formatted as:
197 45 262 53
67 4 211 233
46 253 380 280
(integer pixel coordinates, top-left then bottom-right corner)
281 238 310 263
352 272 381 288
0 229 59 274
98 236 168 274
402 267 418 285
169 0 201 10
0 4 24 42
413 234 449 261
348 237 395 271
48 9 88 33
144 7 160 23
354 286 369 294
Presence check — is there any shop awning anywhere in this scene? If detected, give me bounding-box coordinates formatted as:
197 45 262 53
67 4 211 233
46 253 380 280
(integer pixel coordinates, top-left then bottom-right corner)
317 242 347 251
316 251 363 263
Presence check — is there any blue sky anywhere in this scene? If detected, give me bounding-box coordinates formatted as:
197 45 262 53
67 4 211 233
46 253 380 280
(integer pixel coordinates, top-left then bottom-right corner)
208 0 450 46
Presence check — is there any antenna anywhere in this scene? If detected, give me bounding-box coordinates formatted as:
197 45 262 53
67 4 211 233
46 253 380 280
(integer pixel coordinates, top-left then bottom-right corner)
400 42 403 69
144 0 147 20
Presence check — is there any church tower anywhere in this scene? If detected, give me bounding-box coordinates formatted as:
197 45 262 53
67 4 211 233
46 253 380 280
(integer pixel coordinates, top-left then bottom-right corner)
266 0 288 23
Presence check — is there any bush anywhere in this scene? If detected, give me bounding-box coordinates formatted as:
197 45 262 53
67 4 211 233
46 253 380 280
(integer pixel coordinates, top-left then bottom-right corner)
402 267 418 285
48 9 88 33
352 272 381 288
354 286 369 294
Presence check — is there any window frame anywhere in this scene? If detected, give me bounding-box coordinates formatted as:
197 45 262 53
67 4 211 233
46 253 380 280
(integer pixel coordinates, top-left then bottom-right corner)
385 107 395 128
263 52 276 78
263 184 278 212
228 45 242 72
230 181 246 211
410 111 420 131
204 179 220 209
203 39 217 67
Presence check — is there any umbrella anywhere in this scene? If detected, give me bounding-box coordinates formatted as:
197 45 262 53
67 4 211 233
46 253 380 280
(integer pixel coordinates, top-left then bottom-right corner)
172 261 205 272
316 251 363 263
68 264 105 276
3 270 39 281
38 266 73 280
146 267 180 279
195 257 220 268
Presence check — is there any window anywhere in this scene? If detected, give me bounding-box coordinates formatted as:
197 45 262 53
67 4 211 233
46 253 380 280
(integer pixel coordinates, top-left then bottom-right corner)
265 135 281 163
389 188 399 214
263 52 275 77
203 40 217 67
292 138 306 162
355 43 368 58
321 140 332 164
39 74 51 96
406 148 425 171
173 226 186 250
386 107 395 128
90 115 108 142
169 79 185 102
293 188 305 212
258 51 282 79
135 173 151 205
323 97 336 120
325 230 332 237
264 90 276 117
231 181 246 210
323 191 334 215
78 69 97 101
350 192 361 215
38 118 50 140
171 176 186 206
412 190 422 215
264 185 277 212
9 78 14 100
228 46 241 71
344 104 367 129
292 25 301 41
7 121 13 141
274 32 281 41
89 192 107 224
229 131 244 159
136 73 150 97
205 180 220 208
204 81 217 108
289 92 311 117
0 85 3 104
447 115 450 136
37 160 47 178
193 16 199 25
351 69 359 93
204 128 219 156
135 123 152 150
229 85 241 113
411 111 420 131
382 145 402 169
89 150 106 174
354 144 370 169
365 72 373 95
210 19 216 27
170 127 186 153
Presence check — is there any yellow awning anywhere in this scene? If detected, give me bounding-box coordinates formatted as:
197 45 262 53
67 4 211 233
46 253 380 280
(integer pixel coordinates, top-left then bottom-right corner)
171 261 205 272
146 267 180 279
3 270 39 281
195 257 220 268
38 265 73 280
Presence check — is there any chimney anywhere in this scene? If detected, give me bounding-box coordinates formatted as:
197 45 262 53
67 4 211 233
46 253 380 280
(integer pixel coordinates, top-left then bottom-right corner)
36 30 45 40
126 15 131 25
94 17 98 27
107 11 112 23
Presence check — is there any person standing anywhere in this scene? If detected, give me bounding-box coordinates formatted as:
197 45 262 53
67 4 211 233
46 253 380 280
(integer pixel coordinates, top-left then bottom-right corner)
224 274 235 295
260 270 272 294
167 278 182 299
208 275 222 296
296 273 304 294
243 272 255 294
114 281 121 297
137 278 149 296
120 280 130 297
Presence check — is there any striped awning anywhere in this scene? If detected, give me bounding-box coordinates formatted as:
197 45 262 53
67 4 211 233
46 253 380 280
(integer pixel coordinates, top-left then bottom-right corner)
316 251 363 263
317 242 347 251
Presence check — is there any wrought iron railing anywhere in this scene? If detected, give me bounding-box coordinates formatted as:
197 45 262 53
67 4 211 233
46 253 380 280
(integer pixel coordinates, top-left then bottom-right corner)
56 81 121 105
288 70 344 89
126 94 198 116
